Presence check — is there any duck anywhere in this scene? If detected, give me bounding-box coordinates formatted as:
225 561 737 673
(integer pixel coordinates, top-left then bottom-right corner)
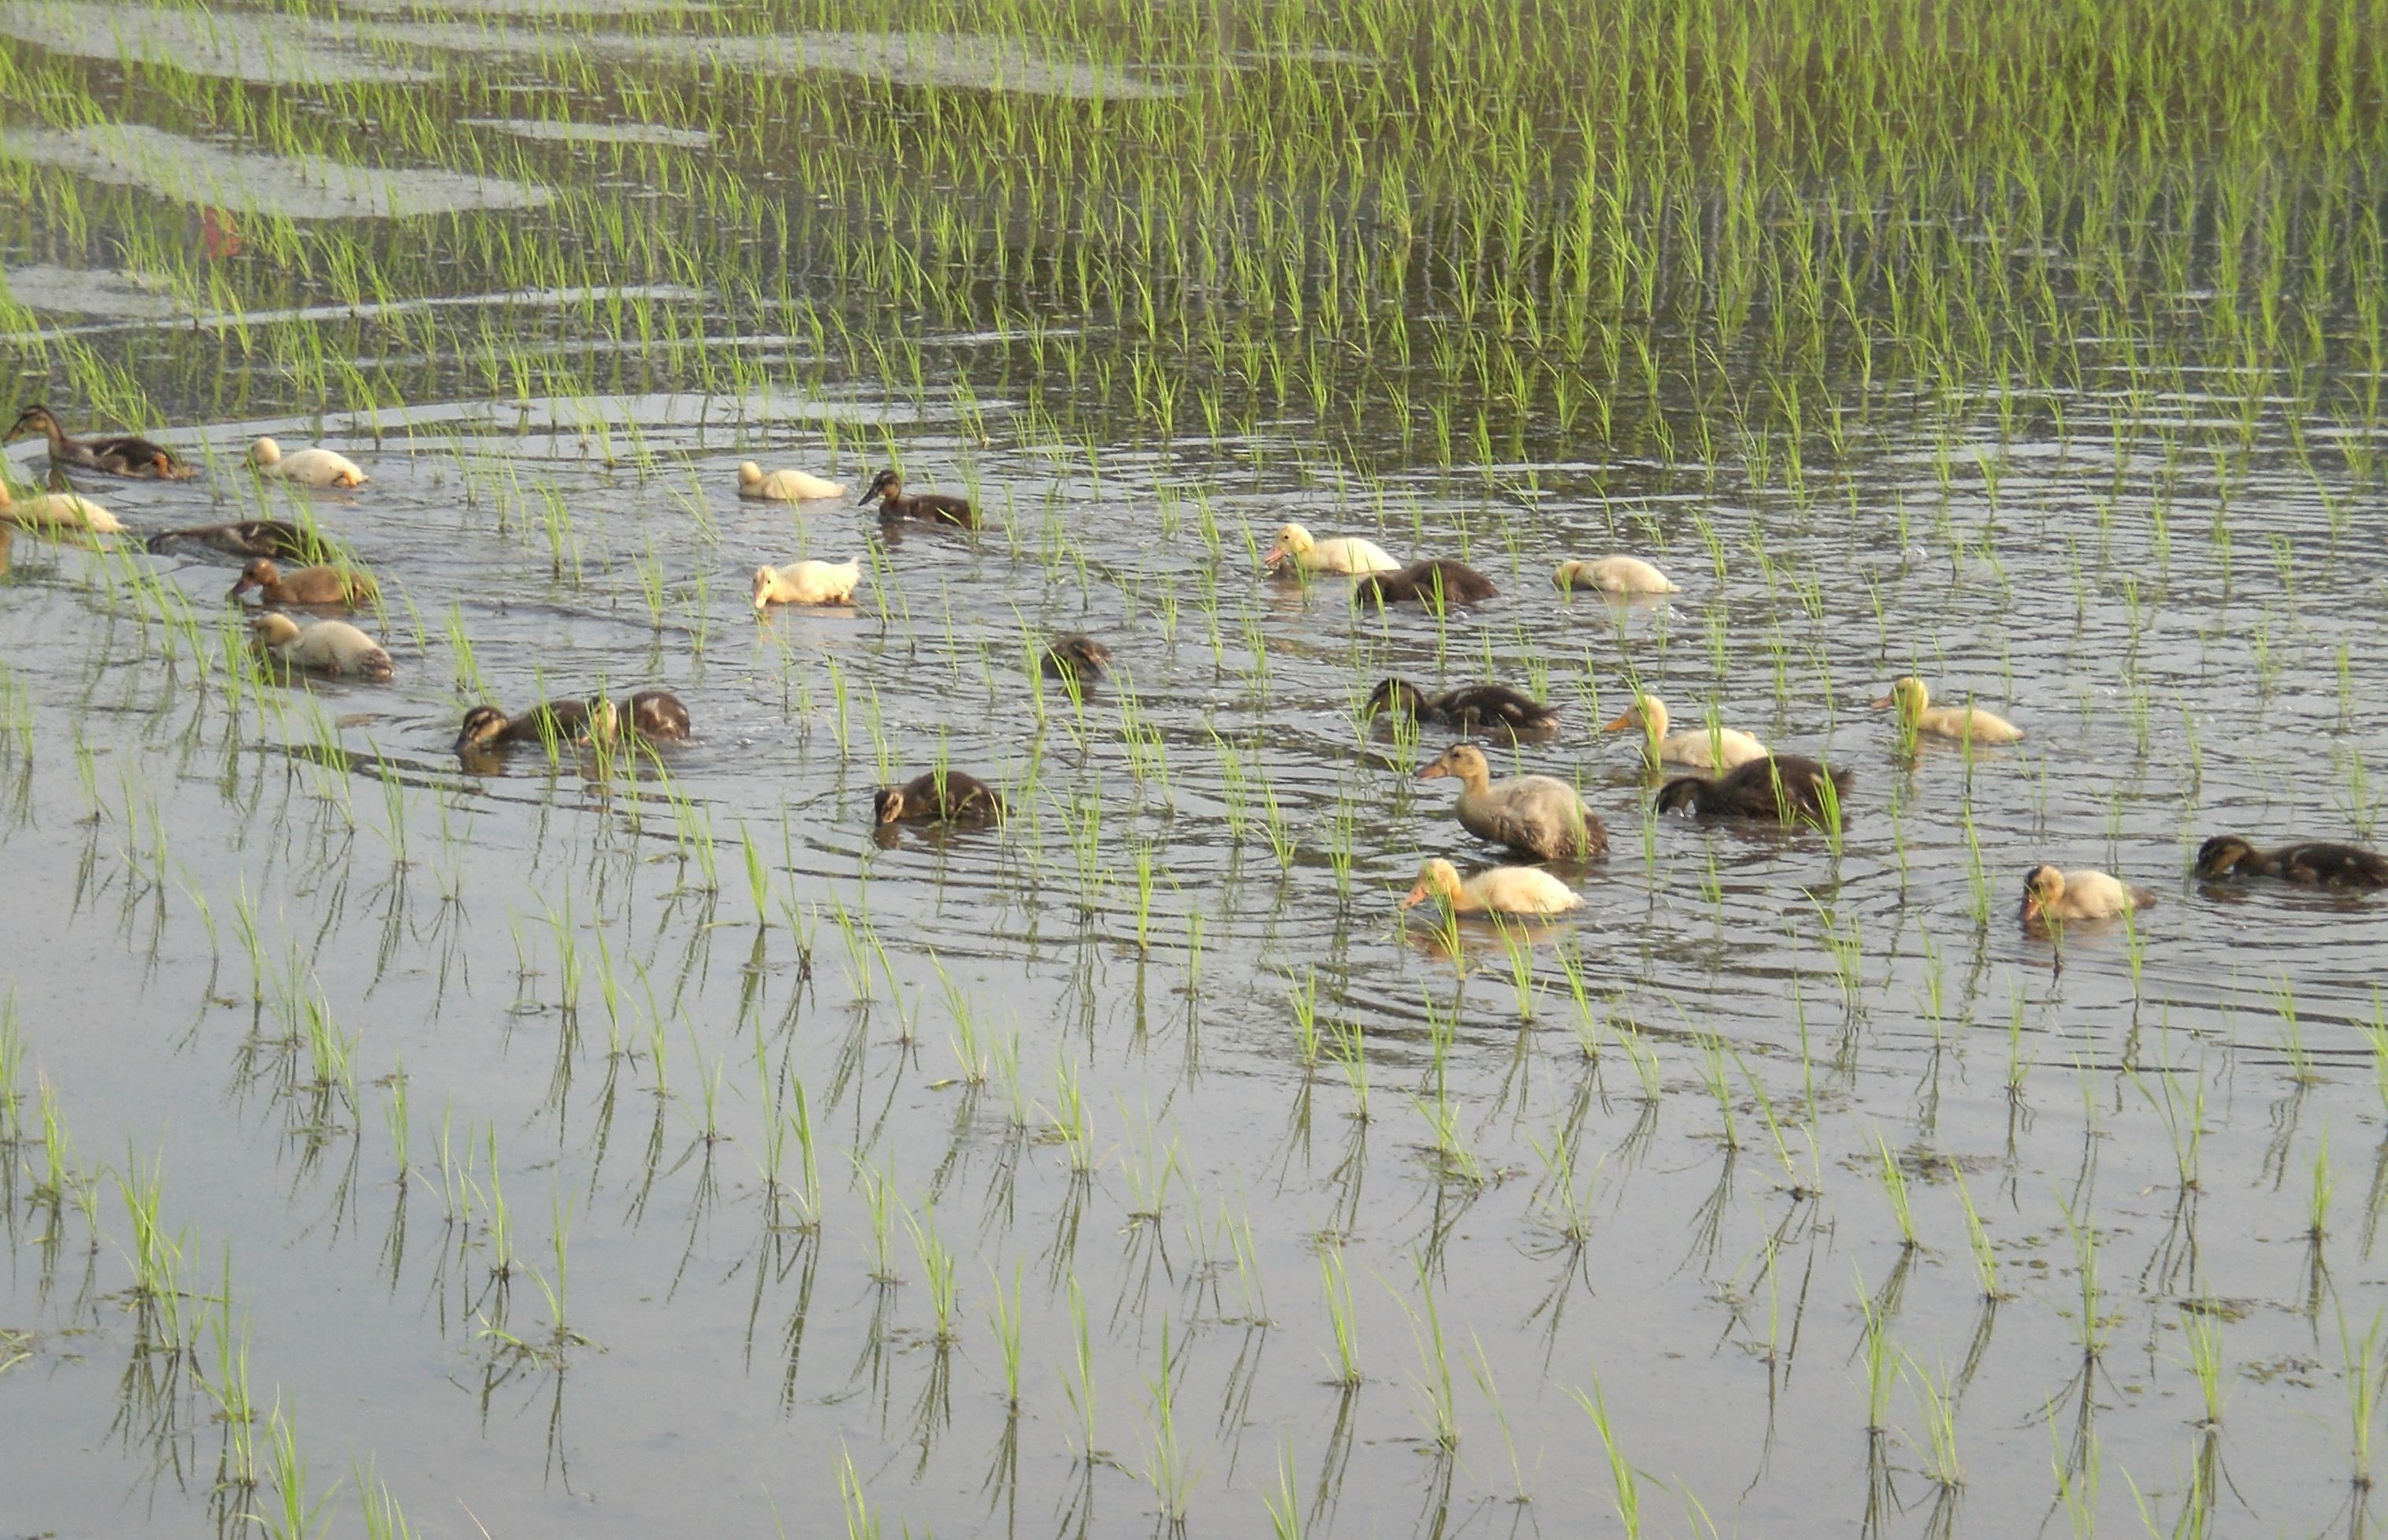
859 469 976 527
752 558 861 609
146 520 338 562
1262 522 1400 576
250 613 392 680
738 461 845 501
1367 678 1558 741
1042 635 1111 683
1874 676 2024 744
248 437 367 488
873 770 1005 825
229 558 379 607
1402 858 1583 917
6 403 200 481
1417 743 1604 861
1655 755 1851 821
1554 556 1680 596
2020 865 2155 925
454 691 690 757
453 699 596 755
0 476 123 533
1603 693 1768 770
1354 558 1498 609
2194 835 2388 889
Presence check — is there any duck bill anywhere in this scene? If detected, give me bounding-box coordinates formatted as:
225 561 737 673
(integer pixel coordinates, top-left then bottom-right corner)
1600 710 1634 733
856 486 878 506
1400 885 1428 909
1416 763 1449 781
1261 546 1286 570
1868 696 1893 710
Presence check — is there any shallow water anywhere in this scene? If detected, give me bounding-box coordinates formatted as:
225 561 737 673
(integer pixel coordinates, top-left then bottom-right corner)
2 7 2386 1539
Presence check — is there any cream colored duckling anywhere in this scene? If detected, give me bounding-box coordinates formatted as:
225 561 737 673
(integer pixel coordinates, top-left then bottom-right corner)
752 557 861 610
1263 521 1400 576
738 461 846 502
1402 858 1582 917
1554 556 1679 595
250 613 392 680
2020 864 2155 925
1603 692 1767 771
1417 743 1607 861
248 437 367 488
1875 676 2023 744
0 477 122 533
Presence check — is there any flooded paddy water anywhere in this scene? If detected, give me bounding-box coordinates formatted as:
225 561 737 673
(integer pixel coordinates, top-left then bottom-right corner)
2 2 2386 1535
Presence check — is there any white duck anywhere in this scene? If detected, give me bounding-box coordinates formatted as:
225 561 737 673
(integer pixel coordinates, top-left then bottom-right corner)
2020 865 2154 925
1603 693 1768 770
738 462 846 502
1263 522 1400 575
0 477 122 533
1876 676 2024 744
1402 858 1581 917
752 558 861 609
248 437 367 488
251 613 392 680
1554 556 1679 595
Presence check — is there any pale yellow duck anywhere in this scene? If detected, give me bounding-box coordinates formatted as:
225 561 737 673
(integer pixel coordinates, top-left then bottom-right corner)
752 558 861 609
1417 743 1606 861
1263 521 1400 576
0 477 122 533
738 462 846 501
250 613 392 680
1554 555 1679 595
1875 676 2024 744
249 437 368 488
1603 692 1767 770
1402 858 1581 917
2020 865 2154 924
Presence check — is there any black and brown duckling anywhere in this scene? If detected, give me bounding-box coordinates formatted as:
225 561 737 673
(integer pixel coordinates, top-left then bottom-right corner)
1042 635 1111 684
454 699 597 755
6 403 200 481
1655 754 1851 821
874 770 1005 826
147 520 340 562
229 557 378 607
1367 678 1558 740
454 691 691 757
2195 834 2388 889
859 469 977 527
1353 558 1497 609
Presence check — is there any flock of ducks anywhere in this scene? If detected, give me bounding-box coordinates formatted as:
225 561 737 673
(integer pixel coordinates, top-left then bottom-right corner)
6 403 2383 926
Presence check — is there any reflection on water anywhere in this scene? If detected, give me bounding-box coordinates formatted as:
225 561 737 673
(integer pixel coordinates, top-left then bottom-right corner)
0 0 433 83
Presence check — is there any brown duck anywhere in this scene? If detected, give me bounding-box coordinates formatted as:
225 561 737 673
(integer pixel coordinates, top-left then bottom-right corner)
7 403 199 481
1655 755 1851 821
229 557 378 607
874 770 1005 825
1354 558 1497 609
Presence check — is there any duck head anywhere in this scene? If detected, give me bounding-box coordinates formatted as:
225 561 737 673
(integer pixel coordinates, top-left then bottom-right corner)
871 785 909 825
1261 522 1312 570
229 558 280 599
859 469 903 505
2194 835 2258 878
1366 677 1424 719
1401 858 1462 910
2018 864 2065 923
1417 743 1490 785
454 706 511 755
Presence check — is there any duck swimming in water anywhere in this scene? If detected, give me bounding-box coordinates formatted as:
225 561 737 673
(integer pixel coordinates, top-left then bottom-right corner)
1417 742 1604 861
2020 864 2155 925
2194 835 2388 889
229 558 379 607
147 520 338 562
738 461 845 501
1655 755 1850 821
1262 522 1401 576
250 614 392 680
0 476 122 533
1402 858 1582 917
6 403 199 481
453 691 690 757
1554 556 1680 596
1042 635 1111 684
874 770 1005 825
1367 678 1558 741
1874 676 2024 744
1354 558 1498 609
248 437 367 488
752 558 861 609
1604 693 1768 771
859 469 976 527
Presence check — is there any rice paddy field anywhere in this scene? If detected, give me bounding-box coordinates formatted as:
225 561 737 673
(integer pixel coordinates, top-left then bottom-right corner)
3 0 2388 1534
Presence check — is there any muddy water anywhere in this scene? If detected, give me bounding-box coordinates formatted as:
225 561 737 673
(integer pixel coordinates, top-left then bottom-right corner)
2 17 2386 1540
